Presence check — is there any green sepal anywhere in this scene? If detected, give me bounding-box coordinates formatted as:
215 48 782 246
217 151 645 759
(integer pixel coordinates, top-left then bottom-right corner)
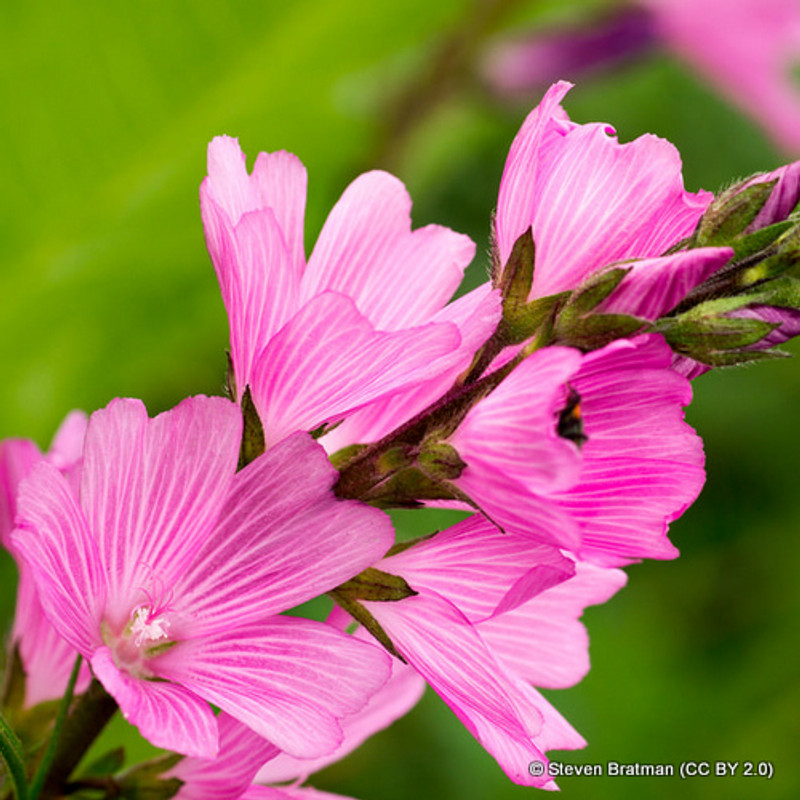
739 224 800 285
731 219 795 261
329 443 368 470
497 226 535 305
658 314 779 351
224 350 237 401
353 466 457 508
695 348 790 367
237 386 265 469
417 441 467 480
79 746 125 778
1 646 28 720
334 567 417 603
328 590 405 661
695 179 777 246
557 312 648 350
560 267 631 318
744 275 800 307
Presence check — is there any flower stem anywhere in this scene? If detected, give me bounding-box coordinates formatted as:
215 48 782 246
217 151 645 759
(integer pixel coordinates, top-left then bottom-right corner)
37 678 117 800
28 656 82 800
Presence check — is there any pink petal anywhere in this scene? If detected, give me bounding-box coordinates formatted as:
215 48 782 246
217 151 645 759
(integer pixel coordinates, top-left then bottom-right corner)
204 200 300 394
171 431 394 633
46 410 88 472
153 618 391 759
496 81 576 265
256 653 425 784
249 292 461 447
530 122 712 296
600 247 733 321
14 569 91 706
244 787 355 800
302 171 474 330
496 82 712 296
78 397 241 624
91 647 218 759
553 335 705 563
250 148 308 276
379 515 574 622
170 714 280 800
480 561 627 688
452 346 584 495
365 592 567 787
453 466 583 551
321 283 501 452
0 438 41 545
12 462 106 656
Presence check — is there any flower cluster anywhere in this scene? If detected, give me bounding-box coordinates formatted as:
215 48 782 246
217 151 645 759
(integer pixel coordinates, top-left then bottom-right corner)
2 81 800 799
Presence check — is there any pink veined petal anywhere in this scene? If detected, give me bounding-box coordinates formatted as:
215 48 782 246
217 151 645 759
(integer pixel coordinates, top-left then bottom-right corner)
468 677 586 789
480 561 627 688
0 438 41 545
14 569 91 706
1 425 90 705
599 247 733 321
12 462 106 656
301 171 474 329
321 283 502 452
453 465 583 551
170 714 280 800
46 410 88 472
171 431 393 633
79 397 241 625
203 199 300 393
530 120 712 297
243 786 355 800
379 515 574 623
365 592 565 788
249 292 461 448
250 148 308 276
452 346 584 495
152 618 391 760
256 650 425 784
204 136 261 224
496 80 577 265
553 335 705 564
91 647 218 759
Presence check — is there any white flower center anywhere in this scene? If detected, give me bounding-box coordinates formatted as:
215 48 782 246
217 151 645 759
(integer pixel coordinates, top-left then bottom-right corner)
129 606 171 647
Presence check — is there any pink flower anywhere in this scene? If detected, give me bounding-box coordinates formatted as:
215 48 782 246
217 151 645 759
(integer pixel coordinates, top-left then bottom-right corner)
359 515 626 787
496 82 731 312
452 334 705 564
202 137 479 448
643 0 800 155
0 411 91 706
12 396 393 759
170 655 423 799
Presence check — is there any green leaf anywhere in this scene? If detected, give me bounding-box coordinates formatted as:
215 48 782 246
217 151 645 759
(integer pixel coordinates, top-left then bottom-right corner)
0 710 29 800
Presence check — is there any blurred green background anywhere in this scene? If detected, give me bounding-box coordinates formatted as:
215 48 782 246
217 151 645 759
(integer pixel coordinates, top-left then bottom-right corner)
1 0 798 798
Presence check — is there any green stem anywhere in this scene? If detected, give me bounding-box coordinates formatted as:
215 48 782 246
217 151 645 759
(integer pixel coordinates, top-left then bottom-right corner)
37 678 117 800
28 656 82 800
0 711 28 800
